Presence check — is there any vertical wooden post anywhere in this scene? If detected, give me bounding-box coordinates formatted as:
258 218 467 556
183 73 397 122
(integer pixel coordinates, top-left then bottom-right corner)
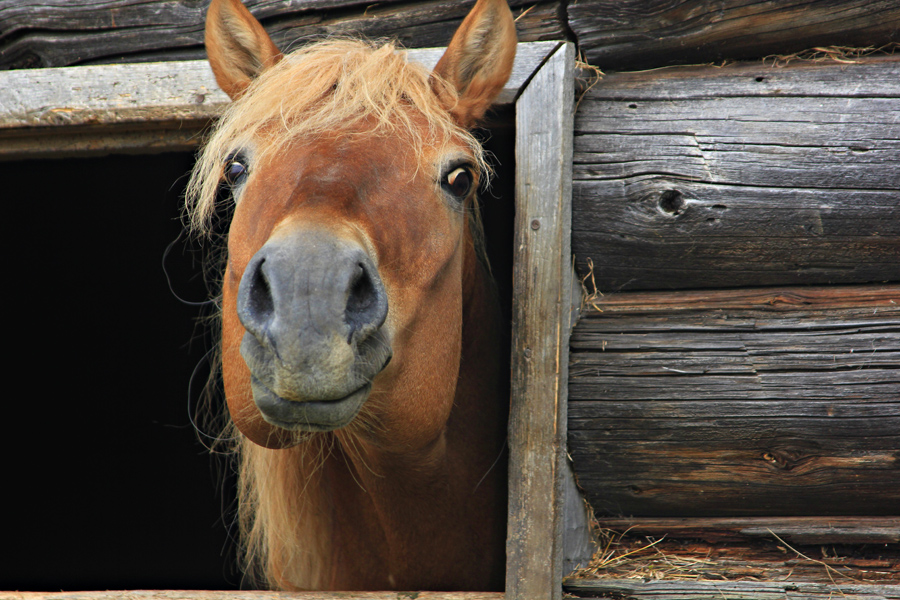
506 42 576 600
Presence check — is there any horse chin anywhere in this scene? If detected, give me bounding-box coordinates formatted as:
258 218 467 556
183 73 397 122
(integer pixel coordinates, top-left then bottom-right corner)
250 375 373 432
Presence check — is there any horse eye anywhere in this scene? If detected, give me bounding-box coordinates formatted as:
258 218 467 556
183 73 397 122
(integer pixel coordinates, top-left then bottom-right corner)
224 156 248 187
444 166 473 200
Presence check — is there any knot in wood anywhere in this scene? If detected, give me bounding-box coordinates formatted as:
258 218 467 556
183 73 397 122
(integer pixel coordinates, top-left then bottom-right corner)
761 448 807 471
658 189 685 216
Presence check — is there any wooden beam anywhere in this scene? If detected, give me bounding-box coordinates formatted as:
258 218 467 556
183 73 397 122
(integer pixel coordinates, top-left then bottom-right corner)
572 55 900 291
569 0 900 71
593 516 900 545
564 579 900 599
567 521 900 584
506 41 576 600
0 0 567 70
564 528 900 588
0 42 559 159
568 284 900 517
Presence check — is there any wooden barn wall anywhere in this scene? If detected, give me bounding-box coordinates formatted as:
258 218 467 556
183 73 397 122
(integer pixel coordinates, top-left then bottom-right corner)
569 286 900 516
571 56 900 292
569 0 900 71
568 52 900 518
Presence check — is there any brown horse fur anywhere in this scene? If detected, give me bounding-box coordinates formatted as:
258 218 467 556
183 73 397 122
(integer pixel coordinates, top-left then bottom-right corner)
187 0 517 591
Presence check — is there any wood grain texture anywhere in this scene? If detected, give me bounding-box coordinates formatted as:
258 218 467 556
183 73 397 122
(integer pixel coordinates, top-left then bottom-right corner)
569 0 900 71
567 284 900 517
566 528 900 586
0 0 566 70
563 579 900 600
506 42 575 600
592 516 900 544
0 41 559 159
572 56 900 292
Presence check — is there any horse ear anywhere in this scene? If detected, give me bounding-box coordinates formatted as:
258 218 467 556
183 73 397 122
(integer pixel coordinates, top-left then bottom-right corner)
432 0 517 128
205 0 282 100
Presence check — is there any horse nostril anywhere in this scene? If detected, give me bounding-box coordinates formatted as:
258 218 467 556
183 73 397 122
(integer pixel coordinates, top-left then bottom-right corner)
347 264 374 313
240 257 275 339
345 262 386 344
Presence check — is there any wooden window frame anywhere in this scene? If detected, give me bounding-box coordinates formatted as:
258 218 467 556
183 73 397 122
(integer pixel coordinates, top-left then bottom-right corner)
0 41 579 600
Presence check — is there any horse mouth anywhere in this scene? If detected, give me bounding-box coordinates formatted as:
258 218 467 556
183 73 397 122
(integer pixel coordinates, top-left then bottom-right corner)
250 375 373 432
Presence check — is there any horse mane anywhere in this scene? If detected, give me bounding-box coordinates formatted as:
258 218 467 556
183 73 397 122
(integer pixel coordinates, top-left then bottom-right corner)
186 38 488 236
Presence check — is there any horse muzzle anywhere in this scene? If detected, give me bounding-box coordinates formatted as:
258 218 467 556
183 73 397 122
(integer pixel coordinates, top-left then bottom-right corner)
236 228 392 431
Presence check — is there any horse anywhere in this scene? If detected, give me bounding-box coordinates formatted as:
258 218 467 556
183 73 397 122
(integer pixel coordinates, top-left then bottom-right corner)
185 0 516 591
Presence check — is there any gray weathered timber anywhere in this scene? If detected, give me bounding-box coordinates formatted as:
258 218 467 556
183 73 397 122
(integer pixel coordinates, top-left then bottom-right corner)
0 0 566 70
563 579 900 600
0 60 224 157
506 42 576 600
0 41 559 159
593 516 900 545
567 284 900 517
572 56 900 292
569 0 900 71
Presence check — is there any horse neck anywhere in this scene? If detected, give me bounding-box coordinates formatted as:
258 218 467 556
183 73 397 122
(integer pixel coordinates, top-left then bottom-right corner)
313 233 508 590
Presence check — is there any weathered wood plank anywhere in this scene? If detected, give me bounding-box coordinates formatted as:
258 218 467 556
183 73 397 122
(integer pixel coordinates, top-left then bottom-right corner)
575 285 900 313
0 0 566 70
0 41 558 127
593 516 900 544
572 56 900 291
574 56 900 100
566 525 900 587
567 284 900 517
0 41 559 159
563 579 900 600
507 42 576 600
569 0 900 71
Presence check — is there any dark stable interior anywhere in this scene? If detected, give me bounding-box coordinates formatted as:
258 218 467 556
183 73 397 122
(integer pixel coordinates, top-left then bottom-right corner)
3 150 240 590
1 109 515 591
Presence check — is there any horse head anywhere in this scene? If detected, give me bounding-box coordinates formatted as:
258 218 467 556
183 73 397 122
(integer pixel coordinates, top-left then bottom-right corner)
190 0 515 450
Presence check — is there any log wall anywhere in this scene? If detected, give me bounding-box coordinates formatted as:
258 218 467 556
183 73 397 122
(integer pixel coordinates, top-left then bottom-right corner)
2 0 895 72
572 55 900 292
0 0 900 70
568 285 900 517
569 0 900 71
0 0 565 69
568 49 899 527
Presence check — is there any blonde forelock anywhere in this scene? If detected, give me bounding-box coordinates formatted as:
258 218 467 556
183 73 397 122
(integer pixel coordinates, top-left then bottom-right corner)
186 38 486 235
